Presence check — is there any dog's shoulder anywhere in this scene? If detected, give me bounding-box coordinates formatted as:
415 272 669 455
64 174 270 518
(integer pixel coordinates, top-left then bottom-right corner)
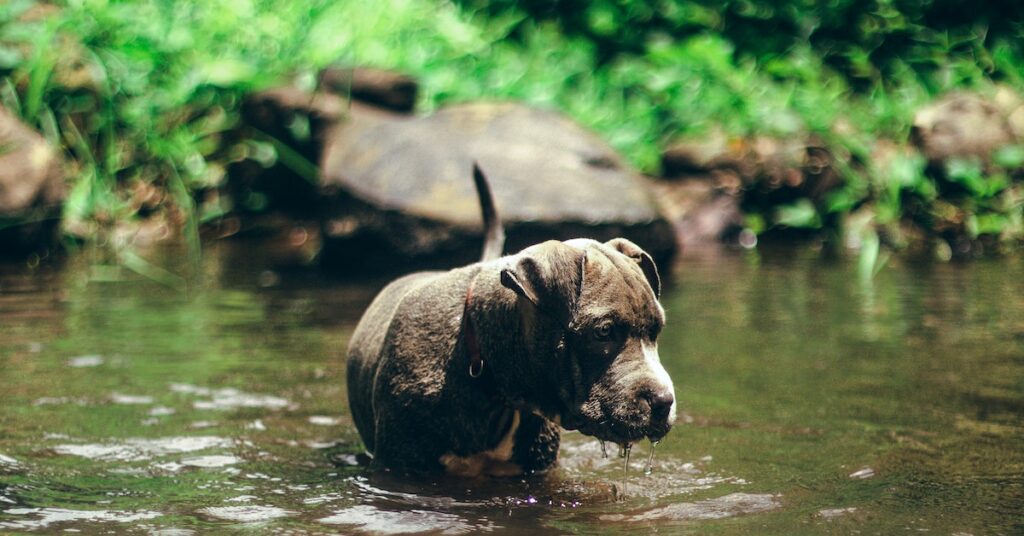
383 264 484 338
349 271 440 354
364 264 492 418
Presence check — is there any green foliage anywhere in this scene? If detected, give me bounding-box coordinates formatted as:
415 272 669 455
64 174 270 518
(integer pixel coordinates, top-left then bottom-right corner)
0 0 1022 257
1 0 349 244
443 0 1024 253
454 0 1024 89
775 199 822 229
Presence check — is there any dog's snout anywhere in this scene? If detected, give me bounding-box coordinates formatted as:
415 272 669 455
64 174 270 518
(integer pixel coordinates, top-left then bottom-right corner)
645 388 675 422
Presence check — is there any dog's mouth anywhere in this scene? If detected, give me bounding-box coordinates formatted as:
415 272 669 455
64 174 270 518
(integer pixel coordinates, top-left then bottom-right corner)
562 409 673 445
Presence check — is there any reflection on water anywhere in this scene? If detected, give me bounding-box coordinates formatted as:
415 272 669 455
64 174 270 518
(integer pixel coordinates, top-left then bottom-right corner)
600 492 780 522
1 508 162 531
0 242 1021 534
51 436 234 462
319 504 493 535
199 504 296 522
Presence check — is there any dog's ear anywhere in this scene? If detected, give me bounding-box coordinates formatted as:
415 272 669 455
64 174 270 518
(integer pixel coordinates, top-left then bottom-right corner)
500 262 540 305
500 241 586 320
605 238 661 298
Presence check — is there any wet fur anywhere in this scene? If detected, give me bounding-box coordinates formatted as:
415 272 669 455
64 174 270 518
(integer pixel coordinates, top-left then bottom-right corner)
346 168 674 476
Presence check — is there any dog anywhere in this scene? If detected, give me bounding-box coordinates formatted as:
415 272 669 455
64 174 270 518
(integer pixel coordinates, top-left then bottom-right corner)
346 164 676 476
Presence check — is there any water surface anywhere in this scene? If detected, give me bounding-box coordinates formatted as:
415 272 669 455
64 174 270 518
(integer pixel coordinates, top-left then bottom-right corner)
1 243 1021 534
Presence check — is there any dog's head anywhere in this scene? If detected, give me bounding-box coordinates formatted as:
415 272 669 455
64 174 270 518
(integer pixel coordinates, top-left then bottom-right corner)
499 238 676 445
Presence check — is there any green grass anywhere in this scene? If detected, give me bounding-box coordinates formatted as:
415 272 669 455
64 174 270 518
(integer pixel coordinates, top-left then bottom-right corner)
1 0 1022 259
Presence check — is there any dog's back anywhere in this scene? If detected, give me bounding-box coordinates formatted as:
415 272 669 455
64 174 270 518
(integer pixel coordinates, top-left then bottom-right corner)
346 164 504 457
346 271 438 452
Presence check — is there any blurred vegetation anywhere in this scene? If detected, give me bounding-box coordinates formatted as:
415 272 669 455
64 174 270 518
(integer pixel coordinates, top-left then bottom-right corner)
457 0 1024 87
0 0 1022 258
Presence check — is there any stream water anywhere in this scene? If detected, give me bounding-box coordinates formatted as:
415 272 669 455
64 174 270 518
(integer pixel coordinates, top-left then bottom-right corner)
0 242 1021 534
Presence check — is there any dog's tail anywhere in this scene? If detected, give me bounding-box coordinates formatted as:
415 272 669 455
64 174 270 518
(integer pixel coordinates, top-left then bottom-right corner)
472 162 505 262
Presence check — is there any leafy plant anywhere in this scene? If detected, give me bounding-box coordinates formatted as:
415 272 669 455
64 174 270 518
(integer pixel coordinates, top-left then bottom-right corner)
0 0 1021 263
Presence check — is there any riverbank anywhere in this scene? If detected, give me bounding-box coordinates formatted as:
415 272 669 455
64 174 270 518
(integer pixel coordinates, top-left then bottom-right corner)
1 1 1022 267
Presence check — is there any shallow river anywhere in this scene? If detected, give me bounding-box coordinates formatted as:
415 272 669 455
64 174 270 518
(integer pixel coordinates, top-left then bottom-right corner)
1 243 1021 534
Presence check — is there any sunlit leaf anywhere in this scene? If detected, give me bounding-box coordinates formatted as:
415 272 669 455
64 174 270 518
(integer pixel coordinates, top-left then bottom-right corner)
775 198 822 229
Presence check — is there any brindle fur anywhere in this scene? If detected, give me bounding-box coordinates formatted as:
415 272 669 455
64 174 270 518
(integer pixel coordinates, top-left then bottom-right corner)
346 166 675 475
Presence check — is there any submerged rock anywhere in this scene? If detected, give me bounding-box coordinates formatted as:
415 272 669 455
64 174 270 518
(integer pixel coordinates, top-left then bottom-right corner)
0 106 65 256
319 102 676 270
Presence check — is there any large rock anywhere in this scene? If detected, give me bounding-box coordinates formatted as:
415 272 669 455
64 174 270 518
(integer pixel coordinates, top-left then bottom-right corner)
319 102 676 270
0 106 64 256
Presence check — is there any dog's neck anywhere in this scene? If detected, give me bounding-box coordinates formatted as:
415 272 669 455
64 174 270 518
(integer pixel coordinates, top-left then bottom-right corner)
464 268 568 422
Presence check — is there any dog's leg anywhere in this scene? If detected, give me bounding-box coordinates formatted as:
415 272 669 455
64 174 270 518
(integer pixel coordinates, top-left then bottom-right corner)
371 409 447 472
511 412 561 473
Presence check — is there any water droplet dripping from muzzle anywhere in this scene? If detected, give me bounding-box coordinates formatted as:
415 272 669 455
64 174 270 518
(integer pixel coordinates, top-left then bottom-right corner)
620 442 632 497
644 440 659 476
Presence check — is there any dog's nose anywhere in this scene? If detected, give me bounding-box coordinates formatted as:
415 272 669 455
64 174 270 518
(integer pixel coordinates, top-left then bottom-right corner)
646 388 675 423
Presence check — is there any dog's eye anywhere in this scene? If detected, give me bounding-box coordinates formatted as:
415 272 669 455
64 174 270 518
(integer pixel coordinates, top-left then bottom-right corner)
593 321 614 340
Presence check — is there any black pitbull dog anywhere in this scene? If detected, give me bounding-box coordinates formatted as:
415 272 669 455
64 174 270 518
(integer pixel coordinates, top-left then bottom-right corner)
346 165 676 476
